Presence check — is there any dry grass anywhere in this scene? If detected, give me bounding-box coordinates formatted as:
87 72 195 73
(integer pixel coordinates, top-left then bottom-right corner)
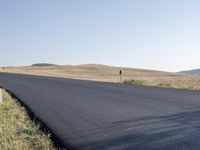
0 64 200 91
0 91 55 150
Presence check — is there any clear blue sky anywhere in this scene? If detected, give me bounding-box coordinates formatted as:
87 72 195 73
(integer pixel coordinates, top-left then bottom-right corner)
0 0 200 72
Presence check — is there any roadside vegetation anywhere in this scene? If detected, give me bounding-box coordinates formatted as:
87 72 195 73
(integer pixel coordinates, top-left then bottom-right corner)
1 64 200 91
123 79 148 86
123 79 173 88
0 91 55 150
123 79 200 91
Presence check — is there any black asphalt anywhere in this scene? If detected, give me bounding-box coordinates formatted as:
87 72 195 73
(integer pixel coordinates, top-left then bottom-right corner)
0 73 200 150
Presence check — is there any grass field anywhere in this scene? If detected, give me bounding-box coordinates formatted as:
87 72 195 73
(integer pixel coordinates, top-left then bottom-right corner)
0 90 55 150
0 64 200 90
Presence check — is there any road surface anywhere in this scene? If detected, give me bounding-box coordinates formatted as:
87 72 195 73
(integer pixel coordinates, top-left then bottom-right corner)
0 73 200 150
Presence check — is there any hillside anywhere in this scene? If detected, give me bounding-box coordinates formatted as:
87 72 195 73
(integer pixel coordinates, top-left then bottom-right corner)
32 63 56 67
178 69 200 75
1 64 200 90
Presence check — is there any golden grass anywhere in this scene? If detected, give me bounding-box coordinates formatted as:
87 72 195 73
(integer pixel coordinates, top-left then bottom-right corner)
1 64 200 90
0 91 55 150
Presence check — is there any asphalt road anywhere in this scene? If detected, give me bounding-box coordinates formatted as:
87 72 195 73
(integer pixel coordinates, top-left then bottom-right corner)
0 73 200 150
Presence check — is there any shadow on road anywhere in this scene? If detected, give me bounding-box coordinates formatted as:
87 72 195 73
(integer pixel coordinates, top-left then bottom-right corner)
77 109 200 150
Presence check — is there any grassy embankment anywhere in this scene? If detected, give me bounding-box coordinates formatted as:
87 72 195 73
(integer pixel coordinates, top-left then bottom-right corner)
1 64 200 91
0 90 55 150
123 79 174 88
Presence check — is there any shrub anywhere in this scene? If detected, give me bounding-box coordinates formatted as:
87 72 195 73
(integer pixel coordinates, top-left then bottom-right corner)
123 80 147 86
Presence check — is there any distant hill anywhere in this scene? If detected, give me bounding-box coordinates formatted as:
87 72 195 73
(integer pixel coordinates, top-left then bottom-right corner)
32 63 56 67
178 69 200 75
1 64 200 90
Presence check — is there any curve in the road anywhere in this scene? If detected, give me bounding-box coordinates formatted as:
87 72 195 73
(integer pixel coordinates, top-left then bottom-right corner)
0 73 200 150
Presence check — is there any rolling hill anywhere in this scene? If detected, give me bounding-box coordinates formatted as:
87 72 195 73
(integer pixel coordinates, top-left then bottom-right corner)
178 69 200 75
32 63 56 67
1 64 200 90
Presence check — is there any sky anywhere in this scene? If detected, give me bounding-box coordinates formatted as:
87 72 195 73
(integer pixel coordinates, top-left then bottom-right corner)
0 0 200 72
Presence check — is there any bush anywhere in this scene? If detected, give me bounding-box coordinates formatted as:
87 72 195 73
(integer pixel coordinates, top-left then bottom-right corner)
157 82 172 88
123 80 147 86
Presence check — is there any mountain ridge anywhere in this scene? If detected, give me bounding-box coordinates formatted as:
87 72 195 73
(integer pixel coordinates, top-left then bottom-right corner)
178 69 200 75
